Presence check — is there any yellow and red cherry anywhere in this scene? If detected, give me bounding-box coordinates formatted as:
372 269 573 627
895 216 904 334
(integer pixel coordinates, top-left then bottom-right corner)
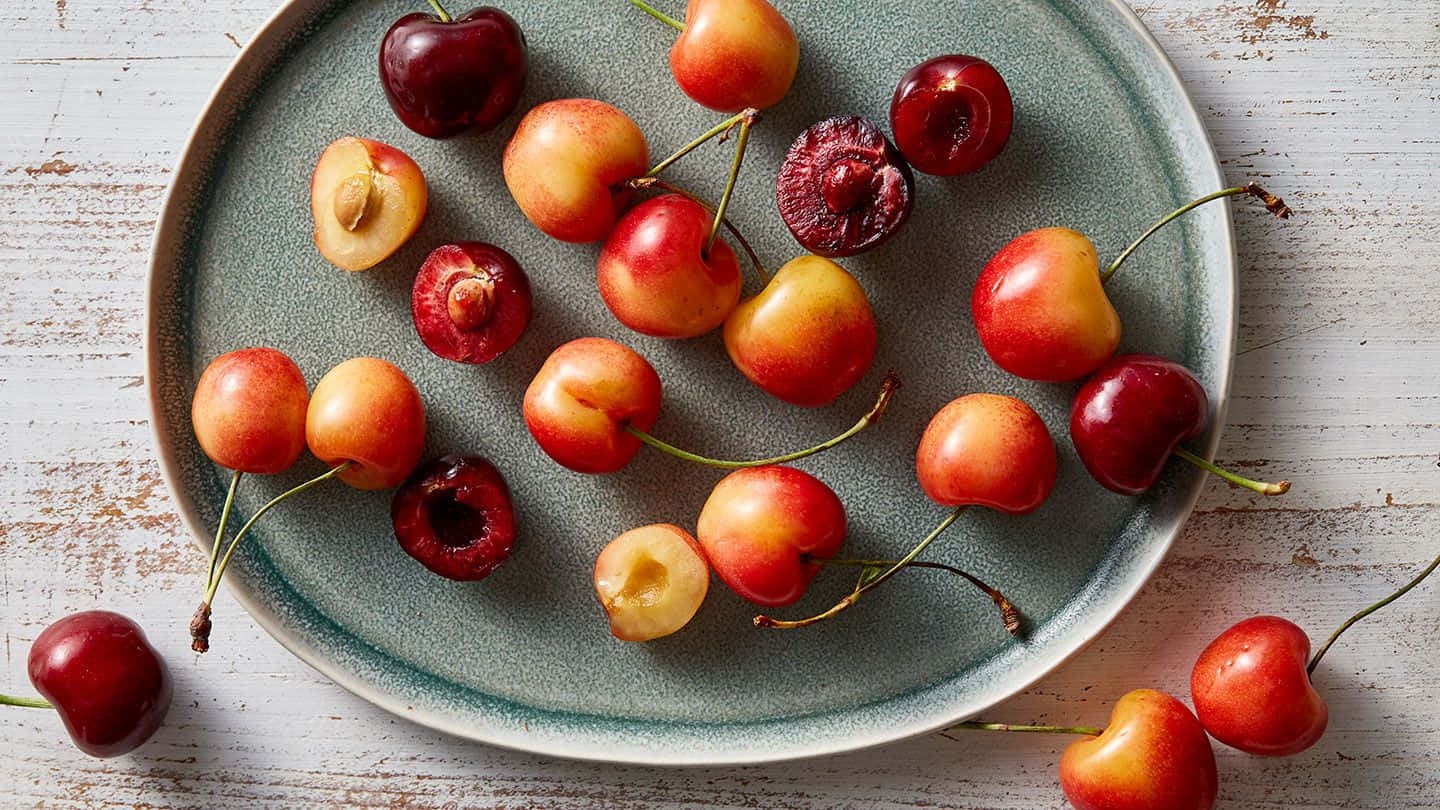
916 393 1057 514
696 465 846 607
310 136 427 271
502 98 648 243
379 3 526 139
597 193 742 338
191 347 309 475
391 454 517 581
594 524 711 641
629 0 797 112
723 254 877 407
889 54 1013 176
411 242 531 363
306 357 427 491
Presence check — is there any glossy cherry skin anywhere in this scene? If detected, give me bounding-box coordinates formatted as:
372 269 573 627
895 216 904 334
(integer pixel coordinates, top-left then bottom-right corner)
597 194 742 338
522 337 662 474
191 347 309 474
1191 616 1328 756
916 393 1056 514
696 465 846 607
379 7 526 138
1060 689 1218 810
305 357 427 490
668 0 799 112
972 227 1121 381
889 54 1013 176
27 611 172 758
1071 354 1208 496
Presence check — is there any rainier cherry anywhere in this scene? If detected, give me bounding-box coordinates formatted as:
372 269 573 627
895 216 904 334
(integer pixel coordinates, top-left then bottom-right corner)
310 137 427 271
889 54 1013 176
191 348 309 475
595 524 710 641
628 0 798 112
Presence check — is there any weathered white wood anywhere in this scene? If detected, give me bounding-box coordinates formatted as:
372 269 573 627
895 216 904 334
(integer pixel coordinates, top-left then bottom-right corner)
2 0 1438 807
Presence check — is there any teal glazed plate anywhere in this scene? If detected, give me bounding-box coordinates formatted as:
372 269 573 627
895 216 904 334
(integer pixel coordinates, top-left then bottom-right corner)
147 0 1235 764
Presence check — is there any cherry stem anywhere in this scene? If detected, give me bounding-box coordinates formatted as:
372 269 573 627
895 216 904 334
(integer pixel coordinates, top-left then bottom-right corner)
426 0 452 23
1100 182 1293 284
0 695 52 709
628 0 685 31
204 468 243 596
191 462 349 653
627 176 768 285
624 372 899 469
706 111 757 256
805 556 1022 636
1173 446 1290 496
755 506 969 629
644 110 754 179
1307 546 1440 676
948 721 1103 737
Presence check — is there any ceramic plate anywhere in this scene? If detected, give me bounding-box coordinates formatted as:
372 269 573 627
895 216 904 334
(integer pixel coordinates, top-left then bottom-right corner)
147 0 1234 764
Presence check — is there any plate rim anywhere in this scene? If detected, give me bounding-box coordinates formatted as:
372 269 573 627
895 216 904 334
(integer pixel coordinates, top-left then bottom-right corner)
144 0 1237 766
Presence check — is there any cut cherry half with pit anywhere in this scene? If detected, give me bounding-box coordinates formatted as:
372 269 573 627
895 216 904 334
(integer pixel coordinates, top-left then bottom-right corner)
391 454 517 581
890 54 1013 176
412 242 532 364
775 115 915 258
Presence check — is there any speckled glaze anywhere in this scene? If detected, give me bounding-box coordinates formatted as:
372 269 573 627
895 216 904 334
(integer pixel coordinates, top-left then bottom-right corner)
146 0 1234 764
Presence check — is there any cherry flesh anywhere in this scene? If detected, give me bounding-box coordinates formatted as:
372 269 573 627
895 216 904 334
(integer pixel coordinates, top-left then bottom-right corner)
412 242 532 363
27 611 172 758
890 54 1013 176
391 455 517 581
776 116 914 257
379 5 526 139
191 347 309 475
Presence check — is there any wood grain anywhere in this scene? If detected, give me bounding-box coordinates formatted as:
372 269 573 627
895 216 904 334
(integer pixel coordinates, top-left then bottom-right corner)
3 0 1438 807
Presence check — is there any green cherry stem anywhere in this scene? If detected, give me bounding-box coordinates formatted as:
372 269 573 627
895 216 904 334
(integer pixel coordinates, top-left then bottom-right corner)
628 0 685 31
948 721 1103 737
204 469 243 595
426 0 452 23
627 176 769 285
1100 182 1293 284
191 462 350 653
755 506 969 629
624 373 899 469
1308 546 1440 676
0 695 52 709
706 110 756 256
644 110 754 179
806 556 1022 635
1173 446 1290 496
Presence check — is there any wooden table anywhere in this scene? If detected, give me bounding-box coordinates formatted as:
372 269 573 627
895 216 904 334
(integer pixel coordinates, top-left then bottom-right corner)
4 1 1437 806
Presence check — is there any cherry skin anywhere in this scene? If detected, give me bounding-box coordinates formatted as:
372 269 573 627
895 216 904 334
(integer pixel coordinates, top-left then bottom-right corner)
972 227 1121 382
1191 615 1328 756
305 357 427 490
916 393 1056 514
1070 354 1206 496
27 611 172 758
502 99 648 243
666 0 798 112
191 347 309 474
379 6 526 138
522 337 662 474
889 54 1013 176
391 454 517 581
597 194 742 338
411 241 531 363
695 465 846 607
723 255 876 407
1059 689 1218 810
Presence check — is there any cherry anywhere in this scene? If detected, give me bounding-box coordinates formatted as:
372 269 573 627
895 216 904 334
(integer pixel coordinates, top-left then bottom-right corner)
1071 354 1288 496
629 0 798 112
7 611 172 758
889 54 1013 176
379 3 526 138
310 137 428 272
391 455 516 581
595 524 710 641
972 183 1292 382
191 347 309 475
411 242 531 363
776 116 915 258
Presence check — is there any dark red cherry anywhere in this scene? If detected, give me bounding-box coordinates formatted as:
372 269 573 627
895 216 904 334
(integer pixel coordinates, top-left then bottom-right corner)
27 611 172 757
775 116 915 258
1070 354 1208 495
411 242 532 364
890 54 1013 176
391 454 517 580
379 6 527 139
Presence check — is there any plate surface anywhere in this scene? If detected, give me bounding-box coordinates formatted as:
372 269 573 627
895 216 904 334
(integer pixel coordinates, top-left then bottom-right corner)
147 0 1234 764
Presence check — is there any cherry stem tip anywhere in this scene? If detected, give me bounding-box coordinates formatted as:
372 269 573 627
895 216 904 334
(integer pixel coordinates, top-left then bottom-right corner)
1174 446 1290 496
0 694 53 709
